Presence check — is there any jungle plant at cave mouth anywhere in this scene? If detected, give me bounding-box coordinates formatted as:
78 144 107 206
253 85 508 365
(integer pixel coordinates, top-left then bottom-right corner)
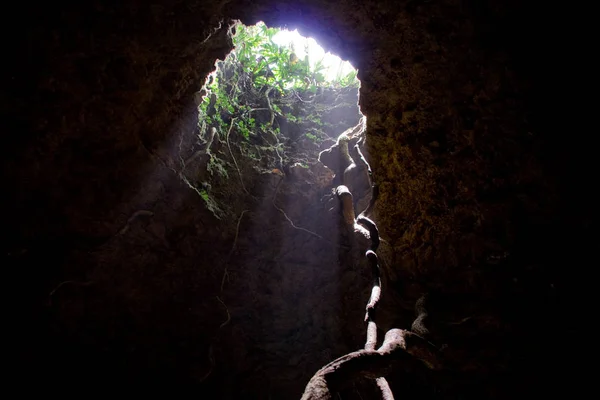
178 21 362 220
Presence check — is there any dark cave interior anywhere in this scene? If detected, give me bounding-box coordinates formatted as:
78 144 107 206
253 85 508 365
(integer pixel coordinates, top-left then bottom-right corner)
3 0 592 398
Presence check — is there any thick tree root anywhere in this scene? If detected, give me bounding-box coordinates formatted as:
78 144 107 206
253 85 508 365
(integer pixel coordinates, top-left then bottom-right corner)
364 250 381 324
301 329 442 400
303 124 442 400
336 185 356 226
376 377 395 400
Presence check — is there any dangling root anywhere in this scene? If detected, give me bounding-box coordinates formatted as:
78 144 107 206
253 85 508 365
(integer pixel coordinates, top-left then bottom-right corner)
411 294 431 339
356 216 380 252
220 209 249 292
274 176 324 240
226 117 250 196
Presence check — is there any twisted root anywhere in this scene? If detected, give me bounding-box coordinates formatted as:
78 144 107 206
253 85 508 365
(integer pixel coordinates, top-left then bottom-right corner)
364 250 382 346
305 123 442 400
357 215 380 252
301 329 442 400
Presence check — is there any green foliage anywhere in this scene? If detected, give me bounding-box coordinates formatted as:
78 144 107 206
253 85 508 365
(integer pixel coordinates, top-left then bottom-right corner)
285 113 298 123
179 174 223 219
197 22 359 142
194 21 360 206
271 103 282 115
285 112 324 128
338 69 358 88
199 188 210 202
231 22 358 92
235 118 256 140
305 133 318 142
207 156 229 178
306 114 323 126
198 187 223 219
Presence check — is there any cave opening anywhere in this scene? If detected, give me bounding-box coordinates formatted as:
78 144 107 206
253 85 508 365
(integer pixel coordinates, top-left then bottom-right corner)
171 21 389 398
183 21 366 221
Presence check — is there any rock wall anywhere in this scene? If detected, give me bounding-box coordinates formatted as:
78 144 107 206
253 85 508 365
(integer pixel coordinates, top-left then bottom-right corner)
3 0 587 398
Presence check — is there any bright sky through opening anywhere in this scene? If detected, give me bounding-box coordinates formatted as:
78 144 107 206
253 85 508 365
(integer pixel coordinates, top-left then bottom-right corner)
272 29 356 82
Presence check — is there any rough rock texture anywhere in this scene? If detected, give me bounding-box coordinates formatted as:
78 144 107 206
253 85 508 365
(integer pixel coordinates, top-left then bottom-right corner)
3 0 589 399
